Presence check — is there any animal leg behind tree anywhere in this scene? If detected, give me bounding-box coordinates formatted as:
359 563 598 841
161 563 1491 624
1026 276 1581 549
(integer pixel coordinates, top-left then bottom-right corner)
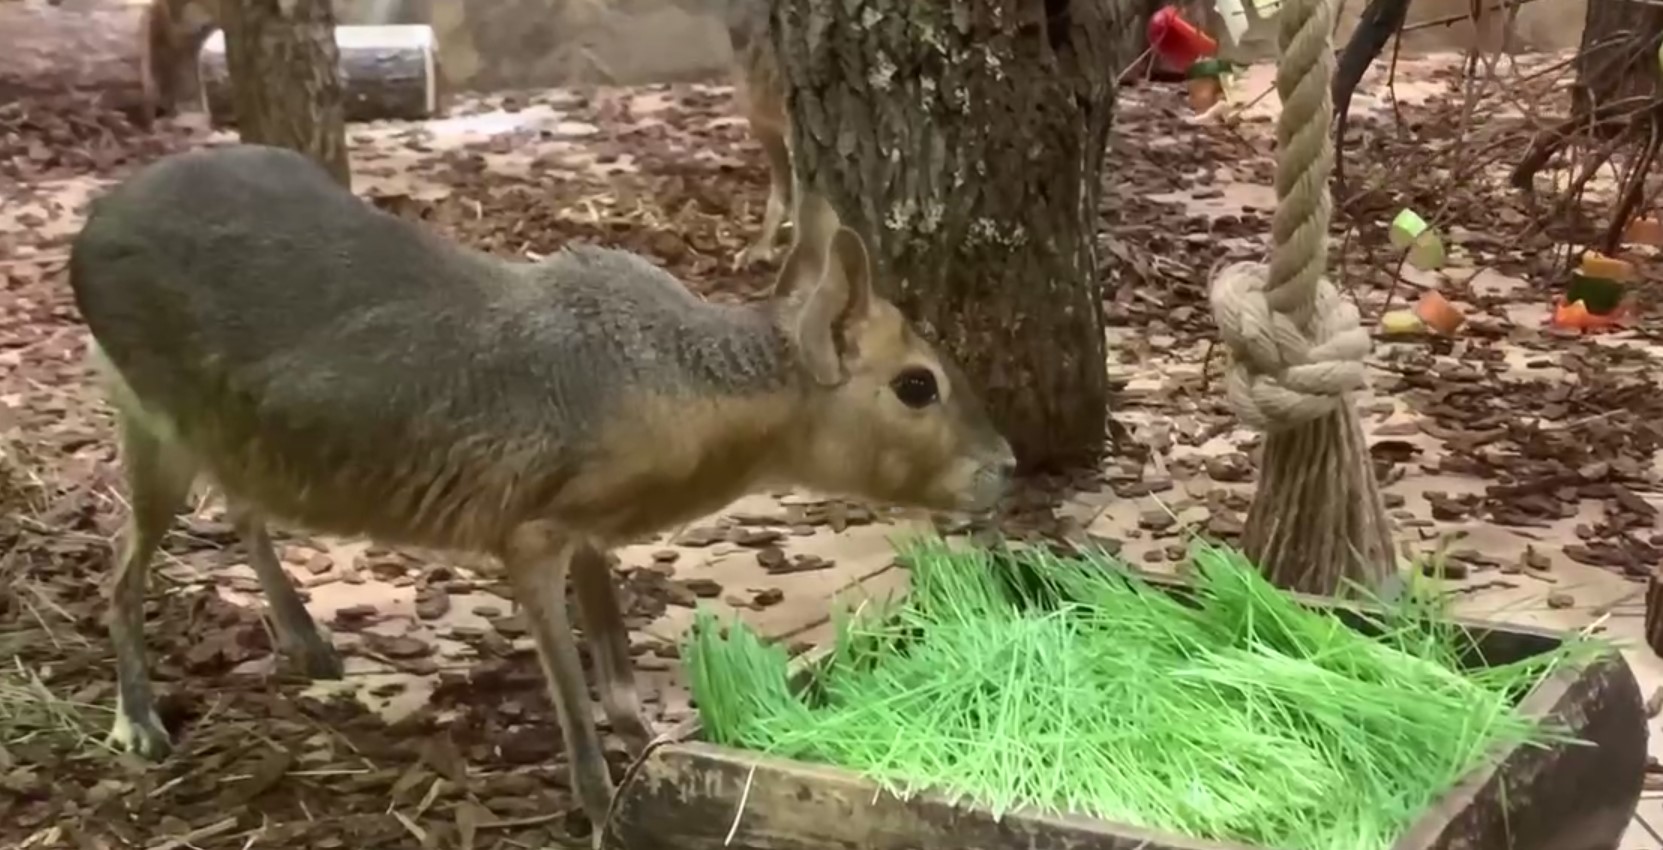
736 122 793 269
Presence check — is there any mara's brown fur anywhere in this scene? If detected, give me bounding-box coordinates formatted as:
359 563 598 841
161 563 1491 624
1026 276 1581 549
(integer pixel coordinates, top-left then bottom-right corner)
725 0 794 270
138 0 220 122
70 144 1014 839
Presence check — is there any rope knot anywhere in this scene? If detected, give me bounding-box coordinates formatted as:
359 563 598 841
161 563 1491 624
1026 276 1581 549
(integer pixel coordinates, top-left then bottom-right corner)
1208 260 1371 432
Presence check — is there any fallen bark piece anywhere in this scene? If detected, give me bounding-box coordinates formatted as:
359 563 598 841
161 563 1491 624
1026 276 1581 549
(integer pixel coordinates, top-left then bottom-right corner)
1645 569 1663 658
199 24 439 125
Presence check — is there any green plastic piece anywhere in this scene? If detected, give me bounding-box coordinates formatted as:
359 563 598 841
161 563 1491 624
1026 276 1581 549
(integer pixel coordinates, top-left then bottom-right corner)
1390 209 1428 243
1567 274 1627 315
1389 209 1445 271
1187 58 1233 80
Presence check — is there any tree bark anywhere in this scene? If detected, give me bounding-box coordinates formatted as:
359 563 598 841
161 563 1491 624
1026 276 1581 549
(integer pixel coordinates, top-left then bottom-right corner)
773 0 1122 473
1574 0 1663 124
1330 0 1409 190
1647 569 1663 658
1512 1 1663 193
220 0 351 188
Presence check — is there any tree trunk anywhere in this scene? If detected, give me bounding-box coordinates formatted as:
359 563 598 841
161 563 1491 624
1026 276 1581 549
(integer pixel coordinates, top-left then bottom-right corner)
773 0 1122 473
1331 0 1412 192
1574 0 1663 123
220 0 351 188
1331 0 1409 137
1511 0 1662 193
1571 0 1663 251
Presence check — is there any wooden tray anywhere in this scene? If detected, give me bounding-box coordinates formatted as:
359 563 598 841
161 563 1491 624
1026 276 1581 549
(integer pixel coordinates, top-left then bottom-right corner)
606 574 1648 850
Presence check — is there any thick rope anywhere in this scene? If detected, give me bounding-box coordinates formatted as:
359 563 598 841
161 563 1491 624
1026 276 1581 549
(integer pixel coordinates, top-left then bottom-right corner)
1209 0 1371 431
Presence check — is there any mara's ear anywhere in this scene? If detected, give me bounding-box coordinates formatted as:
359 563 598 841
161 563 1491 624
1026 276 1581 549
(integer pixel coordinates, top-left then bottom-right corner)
792 190 842 257
771 190 842 302
772 224 874 388
773 235 847 387
828 226 873 323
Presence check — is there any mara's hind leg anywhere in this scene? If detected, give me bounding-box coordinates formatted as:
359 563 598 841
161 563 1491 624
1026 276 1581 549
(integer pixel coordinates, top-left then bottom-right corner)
106 406 197 759
501 530 613 841
571 544 652 752
226 505 344 680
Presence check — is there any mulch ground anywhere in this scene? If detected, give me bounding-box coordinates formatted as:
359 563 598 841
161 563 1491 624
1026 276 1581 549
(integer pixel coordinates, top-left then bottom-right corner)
3 57 1662 848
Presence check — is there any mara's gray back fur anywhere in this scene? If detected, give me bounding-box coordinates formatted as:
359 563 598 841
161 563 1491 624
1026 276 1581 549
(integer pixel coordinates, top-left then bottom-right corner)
72 145 799 550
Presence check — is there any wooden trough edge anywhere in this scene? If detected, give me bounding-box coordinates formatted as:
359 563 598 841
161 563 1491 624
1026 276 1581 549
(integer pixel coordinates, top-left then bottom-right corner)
1393 646 1643 850
602 571 1648 850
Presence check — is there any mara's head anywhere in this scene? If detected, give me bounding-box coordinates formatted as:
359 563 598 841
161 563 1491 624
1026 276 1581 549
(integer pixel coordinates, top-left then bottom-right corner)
769 198 1016 515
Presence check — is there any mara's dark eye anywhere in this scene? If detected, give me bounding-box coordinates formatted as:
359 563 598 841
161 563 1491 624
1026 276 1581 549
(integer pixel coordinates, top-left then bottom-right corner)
891 367 939 409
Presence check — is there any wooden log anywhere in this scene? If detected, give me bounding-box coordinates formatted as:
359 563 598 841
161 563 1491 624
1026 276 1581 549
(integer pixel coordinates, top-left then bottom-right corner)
0 0 153 120
198 23 438 125
608 576 1647 850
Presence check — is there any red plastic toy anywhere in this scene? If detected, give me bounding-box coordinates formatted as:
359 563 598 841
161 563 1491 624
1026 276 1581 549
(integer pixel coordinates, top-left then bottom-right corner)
1147 6 1219 73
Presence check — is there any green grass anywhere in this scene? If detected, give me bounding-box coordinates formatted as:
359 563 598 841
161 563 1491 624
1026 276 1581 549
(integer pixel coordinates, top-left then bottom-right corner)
683 536 1602 850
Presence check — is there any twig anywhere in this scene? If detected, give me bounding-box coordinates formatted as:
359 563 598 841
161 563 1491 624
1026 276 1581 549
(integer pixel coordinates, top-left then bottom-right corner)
478 811 568 830
1591 589 1643 618
1399 0 1542 34
392 811 429 846
145 816 240 850
1386 16 1407 139
0 253 68 269
723 764 758 846
1601 109 1662 253
1117 46 1155 85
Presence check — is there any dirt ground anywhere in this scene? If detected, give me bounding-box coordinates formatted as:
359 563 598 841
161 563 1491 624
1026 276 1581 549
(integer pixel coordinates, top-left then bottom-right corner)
4 50 1663 849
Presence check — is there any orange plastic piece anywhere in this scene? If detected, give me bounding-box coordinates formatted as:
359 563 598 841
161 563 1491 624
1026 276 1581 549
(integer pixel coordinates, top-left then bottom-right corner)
1550 297 1631 332
1187 77 1224 111
1414 291 1464 335
1624 217 1663 247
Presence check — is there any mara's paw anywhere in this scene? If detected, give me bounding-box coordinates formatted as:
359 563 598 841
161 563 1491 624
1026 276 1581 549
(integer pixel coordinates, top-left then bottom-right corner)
732 241 777 271
610 710 654 756
286 633 346 681
108 706 173 760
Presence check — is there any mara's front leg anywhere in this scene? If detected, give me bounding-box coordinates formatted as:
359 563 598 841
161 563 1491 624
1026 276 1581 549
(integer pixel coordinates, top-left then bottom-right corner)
501 525 613 842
